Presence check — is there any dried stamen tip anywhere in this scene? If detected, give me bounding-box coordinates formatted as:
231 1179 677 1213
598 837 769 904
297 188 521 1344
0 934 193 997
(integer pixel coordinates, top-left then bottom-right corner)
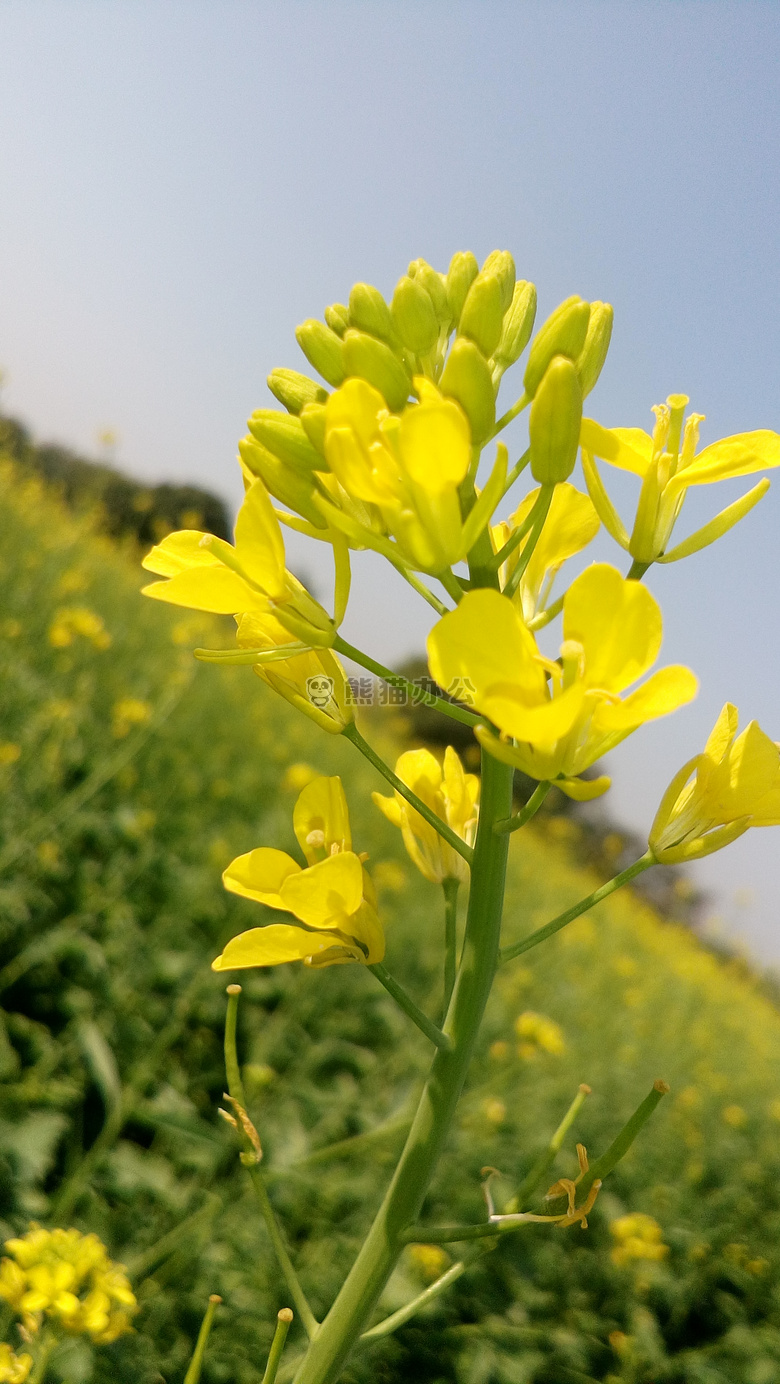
278 1308 294 1322
579 1083 592 1095
654 1079 670 1094
209 1295 222 1304
226 984 242 996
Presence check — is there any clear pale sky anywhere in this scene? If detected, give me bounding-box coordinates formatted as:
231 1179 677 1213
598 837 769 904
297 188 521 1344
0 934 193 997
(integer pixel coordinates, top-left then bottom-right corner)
1 2 779 957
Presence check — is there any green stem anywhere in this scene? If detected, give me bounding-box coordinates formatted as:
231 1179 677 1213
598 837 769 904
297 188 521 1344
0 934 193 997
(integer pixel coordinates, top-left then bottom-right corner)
527 593 563 632
394 565 450 616
360 1258 468 1340
292 752 514 1384
333 636 480 729
493 781 551 835
436 567 465 605
500 852 655 964
575 1080 670 1201
626 559 651 581
184 1295 221 1384
343 723 474 868
442 879 459 1019
503 446 532 492
502 485 555 600
492 394 529 437
488 494 538 573
512 1084 591 1208
29 1334 56 1384
224 987 320 1341
369 964 451 1050
263 1309 294 1384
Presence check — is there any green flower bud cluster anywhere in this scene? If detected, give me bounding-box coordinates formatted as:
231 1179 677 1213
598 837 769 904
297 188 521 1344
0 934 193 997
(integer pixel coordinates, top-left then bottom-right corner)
525 297 614 483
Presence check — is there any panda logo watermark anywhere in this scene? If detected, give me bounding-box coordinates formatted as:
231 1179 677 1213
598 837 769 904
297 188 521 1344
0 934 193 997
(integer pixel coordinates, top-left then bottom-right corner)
306 674 335 710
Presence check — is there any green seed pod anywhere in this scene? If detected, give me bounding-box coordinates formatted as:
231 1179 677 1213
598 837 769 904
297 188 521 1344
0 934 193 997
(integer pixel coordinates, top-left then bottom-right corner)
523 296 591 400
342 329 412 412
295 319 346 387
324 303 350 338
300 401 327 457
529 355 583 484
391 275 439 354
439 337 495 445
267 368 328 416
458 272 505 358
239 436 327 528
574 301 614 398
348 283 398 347
494 280 537 370
481 250 516 313
446 251 479 324
408 258 450 325
248 410 323 475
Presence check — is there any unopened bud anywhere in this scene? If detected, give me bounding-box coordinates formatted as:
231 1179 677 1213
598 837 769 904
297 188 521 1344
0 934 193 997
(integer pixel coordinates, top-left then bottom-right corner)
494 280 537 369
458 272 505 358
391 275 439 353
324 303 350 337
408 258 450 324
296 319 346 388
439 337 494 445
446 250 479 324
575 301 613 398
239 436 326 529
267 368 328 416
529 355 583 484
481 250 516 312
248 410 322 474
348 283 398 347
523 297 591 399
342 329 412 412
300 401 326 456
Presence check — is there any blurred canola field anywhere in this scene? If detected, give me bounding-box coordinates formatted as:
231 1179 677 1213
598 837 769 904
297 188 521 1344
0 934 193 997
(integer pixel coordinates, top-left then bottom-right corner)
3 458 780 1384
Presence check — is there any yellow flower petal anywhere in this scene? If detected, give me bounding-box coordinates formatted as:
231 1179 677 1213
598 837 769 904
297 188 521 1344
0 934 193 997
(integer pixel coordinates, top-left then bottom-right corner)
427 589 545 710
280 850 364 927
593 664 698 731
580 419 650 476
399 391 471 494
504 483 599 617
372 791 403 828
563 564 663 692
293 776 352 863
234 481 288 599
556 774 611 801
480 681 585 746
141 530 222 576
222 847 301 909
673 430 780 490
212 924 345 970
142 566 263 614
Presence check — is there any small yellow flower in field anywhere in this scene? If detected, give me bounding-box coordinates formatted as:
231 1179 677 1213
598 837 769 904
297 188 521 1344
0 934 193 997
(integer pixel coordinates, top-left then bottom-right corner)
235 609 354 734
489 1040 509 1061
372 747 478 883
48 606 111 650
282 762 319 792
483 1097 506 1125
581 396 780 566
214 776 384 970
371 860 407 893
649 704 780 864
428 563 697 800
722 1104 747 1129
0 1344 32 1383
112 697 152 739
408 1244 450 1281
610 1213 669 1267
0 1224 136 1343
0 742 20 765
515 1011 565 1057
492 483 599 623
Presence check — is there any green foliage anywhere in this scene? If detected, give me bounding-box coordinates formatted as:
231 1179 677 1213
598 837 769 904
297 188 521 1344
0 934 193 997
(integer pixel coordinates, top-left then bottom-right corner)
2 459 780 1383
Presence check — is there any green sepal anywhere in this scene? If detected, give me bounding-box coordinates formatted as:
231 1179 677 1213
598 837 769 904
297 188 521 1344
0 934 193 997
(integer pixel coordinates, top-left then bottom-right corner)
391 275 439 354
408 258 450 325
342 329 412 412
247 410 323 475
523 296 591 399
445 251 479 324
348 283 399 348
439 337 495 445
300 401 327 457
458 272 505 358
267 368 328 416
325 303 350 337
575 302 613 398
529 356 583 484
481 249 516 313
238 436 327 529
494 281 537 371
296 318 346 387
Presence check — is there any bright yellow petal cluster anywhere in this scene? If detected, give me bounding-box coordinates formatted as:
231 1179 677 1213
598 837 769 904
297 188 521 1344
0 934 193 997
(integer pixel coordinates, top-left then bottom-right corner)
492 482 599 623
582 395 780 566
427 564 697 798
372 747 479 883
319 378 506 574
234 610 354 734
610 1213 668 1266
0 1225 136 1344
213 776 384 970
649 703 780 864
0 1345 32 1384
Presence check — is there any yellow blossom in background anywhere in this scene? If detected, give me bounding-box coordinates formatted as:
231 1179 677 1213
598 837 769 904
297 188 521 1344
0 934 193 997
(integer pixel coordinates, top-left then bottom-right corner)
372 747 478 883
0 742 21 766
214 776 384 970
610 1213 669 1267
112 697 152 739
649 704 780 864
234 609 354 734
408 1244 450 1281
515 1011 565 1058
282 762 319 792
48 606 111 651
0 1225 136 1343
581 395 780 567
0 1345 32 1384
492 483 599 623
428 563 697 800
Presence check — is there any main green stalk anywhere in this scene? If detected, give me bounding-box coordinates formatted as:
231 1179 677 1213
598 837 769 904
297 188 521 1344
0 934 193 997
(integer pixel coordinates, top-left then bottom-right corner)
292 751 514 1384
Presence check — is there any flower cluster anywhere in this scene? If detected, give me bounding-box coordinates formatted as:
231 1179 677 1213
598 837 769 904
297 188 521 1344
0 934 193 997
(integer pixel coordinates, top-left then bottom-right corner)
0 1225 137 1343
0 1345 32 1384
610 1213 669 1267
373 747 478 883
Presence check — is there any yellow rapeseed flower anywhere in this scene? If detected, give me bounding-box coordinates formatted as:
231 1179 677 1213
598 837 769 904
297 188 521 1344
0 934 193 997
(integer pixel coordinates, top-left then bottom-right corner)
372 746 478 883
649 703 780 863
515 1010 565 1057
610 1213 669 1267
48 606 111 650
581 396 780 566
427 563 697 799
235 609 353 734
213 776 384 970
0 1225 136 1344
492 482 599 623
0 1345 32 1383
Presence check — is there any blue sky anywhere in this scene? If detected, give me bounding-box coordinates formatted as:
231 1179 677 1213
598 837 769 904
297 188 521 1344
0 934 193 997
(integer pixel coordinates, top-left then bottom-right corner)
1 1 779 957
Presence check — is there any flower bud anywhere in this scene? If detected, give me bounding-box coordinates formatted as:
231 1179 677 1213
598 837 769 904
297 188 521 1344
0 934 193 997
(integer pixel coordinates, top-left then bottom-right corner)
529 355 583 484
238 436 326 528
248 410 323 474
300 401 327 456
408 258 450 324
439 337 495 445
348 282 398 347
494 280 537 370
446 250 479 324
267 368 328 415
391 275 439 353
296 319 346 387
325 303 350 337
342 329 412 412
481 249 516 312
575 301 613 398
458 271 505 358
523 297 591 399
